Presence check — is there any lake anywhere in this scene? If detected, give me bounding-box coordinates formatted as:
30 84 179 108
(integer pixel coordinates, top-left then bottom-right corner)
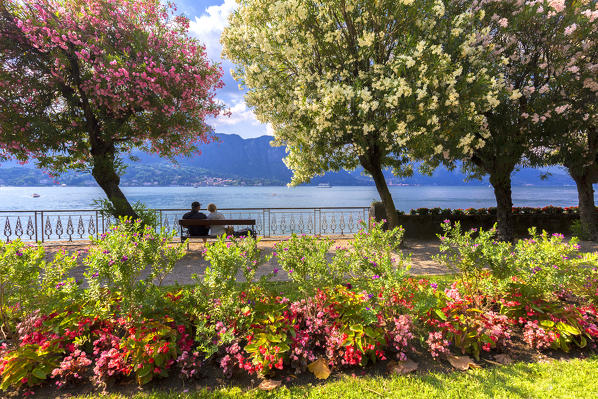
0 185 586 211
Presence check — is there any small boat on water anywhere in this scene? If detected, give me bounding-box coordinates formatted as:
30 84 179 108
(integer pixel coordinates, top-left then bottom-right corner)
32 193 40 198
317 183 331 188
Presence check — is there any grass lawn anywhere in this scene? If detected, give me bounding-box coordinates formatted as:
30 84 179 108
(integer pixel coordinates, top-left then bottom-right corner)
75 356 597 399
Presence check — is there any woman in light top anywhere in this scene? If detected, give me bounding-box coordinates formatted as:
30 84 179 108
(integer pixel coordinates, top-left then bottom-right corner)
206 203 226 236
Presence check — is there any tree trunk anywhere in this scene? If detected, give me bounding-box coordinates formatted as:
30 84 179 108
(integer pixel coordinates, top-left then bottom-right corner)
489 171 514 242
572 173 598 240
362 161 400 229
91 148 138 220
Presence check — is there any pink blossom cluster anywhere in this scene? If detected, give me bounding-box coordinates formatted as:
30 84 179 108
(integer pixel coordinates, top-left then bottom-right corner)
426 331 450 359
51 349 92 388
522 321 558 349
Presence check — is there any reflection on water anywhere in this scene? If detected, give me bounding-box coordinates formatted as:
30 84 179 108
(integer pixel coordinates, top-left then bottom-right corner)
0 185 587 211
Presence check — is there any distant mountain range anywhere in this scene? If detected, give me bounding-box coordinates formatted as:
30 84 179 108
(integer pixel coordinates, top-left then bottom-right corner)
0 133 577 187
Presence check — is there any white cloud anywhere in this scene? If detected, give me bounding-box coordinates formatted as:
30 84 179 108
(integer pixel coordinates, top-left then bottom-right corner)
189 1 271 139
208 97 271 138
215 100 260 127
189 0 237 60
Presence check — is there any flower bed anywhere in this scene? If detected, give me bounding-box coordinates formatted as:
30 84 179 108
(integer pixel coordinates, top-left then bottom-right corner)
0 219 597 396
370 203 580 239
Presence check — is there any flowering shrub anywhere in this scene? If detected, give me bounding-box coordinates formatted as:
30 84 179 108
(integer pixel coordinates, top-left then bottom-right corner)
438 222 598 302
332 220 409 290
122 319 179 384
273 234 336 294
577 267 598 305
501 298 596 352
0 240 45 328
201 234 271 292
436 221 512 299
84 217 186 315
408 206 579 217
426 282 513 360
507 230 594 300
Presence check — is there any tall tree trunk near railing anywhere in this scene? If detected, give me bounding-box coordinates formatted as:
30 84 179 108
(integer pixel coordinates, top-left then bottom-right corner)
572 172 598 241
91 143 139 220
489 170 515 242
360 152 400 229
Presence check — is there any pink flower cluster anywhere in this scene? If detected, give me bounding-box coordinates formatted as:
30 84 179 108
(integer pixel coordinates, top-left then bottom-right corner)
522 321 557 350
51 349 92 388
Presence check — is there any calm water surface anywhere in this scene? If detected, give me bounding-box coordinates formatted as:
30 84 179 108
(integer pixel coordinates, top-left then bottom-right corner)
0 185 587 211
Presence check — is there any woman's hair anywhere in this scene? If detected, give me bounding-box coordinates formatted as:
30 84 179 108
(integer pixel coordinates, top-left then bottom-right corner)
207 203 217 212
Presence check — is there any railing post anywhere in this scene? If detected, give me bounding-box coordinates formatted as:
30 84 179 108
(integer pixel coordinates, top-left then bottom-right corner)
95 211 99 239
40 211 44 243
34 211 38 243
316 208 321 236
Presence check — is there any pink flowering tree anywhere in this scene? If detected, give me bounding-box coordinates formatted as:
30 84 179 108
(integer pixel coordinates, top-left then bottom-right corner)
0 0 225 217
528 2 598 239
418 0 596 241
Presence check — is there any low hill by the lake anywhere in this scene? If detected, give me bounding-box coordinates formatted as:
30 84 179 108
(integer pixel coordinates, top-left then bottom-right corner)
0 134 576 187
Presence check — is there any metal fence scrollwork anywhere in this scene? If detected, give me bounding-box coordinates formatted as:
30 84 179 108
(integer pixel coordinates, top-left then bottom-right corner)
0 206 370 243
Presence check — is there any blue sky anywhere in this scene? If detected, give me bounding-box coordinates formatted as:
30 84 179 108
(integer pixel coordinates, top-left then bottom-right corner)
174 0 271 139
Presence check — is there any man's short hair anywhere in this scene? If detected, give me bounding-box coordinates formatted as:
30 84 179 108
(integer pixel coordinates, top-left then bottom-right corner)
191 201 200 208
207 203 217 212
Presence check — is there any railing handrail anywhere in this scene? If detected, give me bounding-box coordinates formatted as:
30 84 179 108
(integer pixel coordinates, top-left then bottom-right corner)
0 206 369 213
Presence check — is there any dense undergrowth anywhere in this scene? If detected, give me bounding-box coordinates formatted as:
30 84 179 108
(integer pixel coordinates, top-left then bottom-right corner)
0 218 597 397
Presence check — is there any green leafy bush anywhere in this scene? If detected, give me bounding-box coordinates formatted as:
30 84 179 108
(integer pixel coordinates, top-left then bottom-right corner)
0 343 62 392
273 234 336 294
0 240 45 331
436 221 511 300
93 198 159 227
508 230 594 300
437 222 597 302
84 217 186 315
200 234 271 293
570 219 592 240
332 220 409 291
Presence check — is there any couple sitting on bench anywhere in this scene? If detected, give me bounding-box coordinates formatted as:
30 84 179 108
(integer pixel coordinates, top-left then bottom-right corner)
182 201 255 239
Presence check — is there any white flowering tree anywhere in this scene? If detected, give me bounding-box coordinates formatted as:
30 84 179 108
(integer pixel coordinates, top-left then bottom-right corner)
222 0 501 228
417 0 596 241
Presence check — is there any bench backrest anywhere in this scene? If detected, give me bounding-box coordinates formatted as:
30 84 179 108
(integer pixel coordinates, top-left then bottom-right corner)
178 219 255 226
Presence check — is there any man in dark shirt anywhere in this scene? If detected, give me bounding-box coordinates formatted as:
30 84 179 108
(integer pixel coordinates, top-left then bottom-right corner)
182 201 209 236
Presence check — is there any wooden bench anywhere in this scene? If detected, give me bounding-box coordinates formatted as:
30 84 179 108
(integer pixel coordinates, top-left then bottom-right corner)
178 219 256 248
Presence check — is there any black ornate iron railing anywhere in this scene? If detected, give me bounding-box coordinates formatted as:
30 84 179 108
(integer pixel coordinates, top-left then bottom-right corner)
0 207 371 242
